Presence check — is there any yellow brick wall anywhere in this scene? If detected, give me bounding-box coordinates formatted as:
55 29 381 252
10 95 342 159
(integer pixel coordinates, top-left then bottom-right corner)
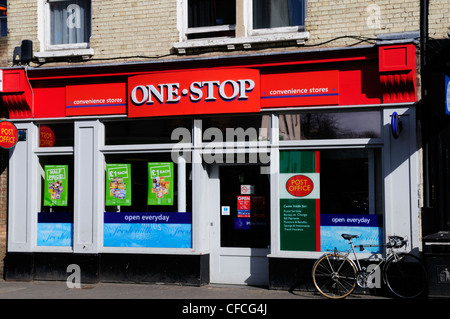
305 0 420 47
89 1 178 60
5 0 442 66
6 0 179 65
428 0 450 39
6 0 39 60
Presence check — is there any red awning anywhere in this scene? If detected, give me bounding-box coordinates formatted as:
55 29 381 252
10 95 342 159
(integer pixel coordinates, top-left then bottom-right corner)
0 69 33 118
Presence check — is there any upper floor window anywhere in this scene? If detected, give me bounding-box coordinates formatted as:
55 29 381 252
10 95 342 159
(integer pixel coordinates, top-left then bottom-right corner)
252 0 306 32
0 0 6 37
187 0 236 39
177 0 308 50
48 0 91 49
37 0 93 61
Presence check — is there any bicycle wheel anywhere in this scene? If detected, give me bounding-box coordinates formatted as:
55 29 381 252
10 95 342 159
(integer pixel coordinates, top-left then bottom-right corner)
312 253 357 299
383 253 427 298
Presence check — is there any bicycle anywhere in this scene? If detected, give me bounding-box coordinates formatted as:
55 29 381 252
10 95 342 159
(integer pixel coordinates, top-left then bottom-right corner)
312 234 427 299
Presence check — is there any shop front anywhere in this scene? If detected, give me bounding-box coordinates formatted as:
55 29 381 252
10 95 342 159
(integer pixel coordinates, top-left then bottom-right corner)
1 43 421 288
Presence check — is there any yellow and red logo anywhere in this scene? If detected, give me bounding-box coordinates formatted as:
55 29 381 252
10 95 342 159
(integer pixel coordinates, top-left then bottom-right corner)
0 121 18 149
286 175 314 197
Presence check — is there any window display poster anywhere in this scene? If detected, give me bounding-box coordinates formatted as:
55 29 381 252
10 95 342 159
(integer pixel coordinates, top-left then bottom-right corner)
104 212 192 248
44 165 68 206
237 195 251 218
320 214 382 254
279 150 320 251
37 212 73 246
148 162 174 206
105 164 132 206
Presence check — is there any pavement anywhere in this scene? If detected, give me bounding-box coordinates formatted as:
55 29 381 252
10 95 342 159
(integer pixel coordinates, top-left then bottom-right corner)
0 279 387 300
1 281 438 317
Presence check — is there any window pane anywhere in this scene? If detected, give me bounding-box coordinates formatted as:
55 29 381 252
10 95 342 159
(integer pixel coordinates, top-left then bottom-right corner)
188 0 236 28
39 123 74 147
201 115 270 142
104 153 192 213
39 155 74 213
279 111 381 140
104 118 192 145
49 0 91 45
320 149 381 215
253 0 306 29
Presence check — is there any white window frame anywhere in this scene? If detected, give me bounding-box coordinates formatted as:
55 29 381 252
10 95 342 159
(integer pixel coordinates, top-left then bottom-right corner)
36 0 94 61
246 0 307 36
175 0 309 51
180 0 236 40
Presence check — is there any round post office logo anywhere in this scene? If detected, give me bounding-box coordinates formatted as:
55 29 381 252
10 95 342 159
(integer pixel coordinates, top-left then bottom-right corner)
286 175 314 197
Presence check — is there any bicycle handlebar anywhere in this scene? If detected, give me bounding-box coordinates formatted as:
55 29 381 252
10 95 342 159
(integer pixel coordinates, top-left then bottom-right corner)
342 233 407 249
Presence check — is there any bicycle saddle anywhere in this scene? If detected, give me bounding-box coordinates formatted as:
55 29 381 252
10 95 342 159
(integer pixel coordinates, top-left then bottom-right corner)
341 234 359 240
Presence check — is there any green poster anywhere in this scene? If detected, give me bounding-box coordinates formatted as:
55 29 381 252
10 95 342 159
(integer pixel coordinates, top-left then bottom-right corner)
279 151 320 251
148 162 174 206
44 165 68 206
106 164 132 206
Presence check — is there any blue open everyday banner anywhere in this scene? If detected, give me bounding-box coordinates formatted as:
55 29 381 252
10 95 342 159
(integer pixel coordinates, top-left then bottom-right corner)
37 212 73 246
104 212 192 248
320 214 383 253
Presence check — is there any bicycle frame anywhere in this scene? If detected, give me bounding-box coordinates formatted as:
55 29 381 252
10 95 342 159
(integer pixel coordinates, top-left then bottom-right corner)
313 234 426 298
340 238 402 287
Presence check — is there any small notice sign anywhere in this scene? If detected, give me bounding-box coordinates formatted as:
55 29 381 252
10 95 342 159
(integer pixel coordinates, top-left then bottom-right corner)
221 206 230 215
240 185 254 195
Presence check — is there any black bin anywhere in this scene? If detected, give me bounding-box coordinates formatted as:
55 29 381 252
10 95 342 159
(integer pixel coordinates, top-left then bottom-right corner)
423 231 450 298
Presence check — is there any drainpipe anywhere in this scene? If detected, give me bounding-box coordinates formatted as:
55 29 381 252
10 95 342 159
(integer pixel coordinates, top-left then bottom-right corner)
420 0 430 207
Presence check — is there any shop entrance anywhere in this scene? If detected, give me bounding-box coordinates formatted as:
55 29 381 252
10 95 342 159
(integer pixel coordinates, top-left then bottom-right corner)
210 164 270 286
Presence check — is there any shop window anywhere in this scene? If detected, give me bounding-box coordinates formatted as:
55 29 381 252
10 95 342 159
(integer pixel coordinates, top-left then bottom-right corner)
38 123 74 147
320 149 382 215
104 153 191 213
279 149 382 253
37 155 74 246
279 111 381 140
201 114 270 142
48 0 91 48
103 153 192 248
104 118 192 145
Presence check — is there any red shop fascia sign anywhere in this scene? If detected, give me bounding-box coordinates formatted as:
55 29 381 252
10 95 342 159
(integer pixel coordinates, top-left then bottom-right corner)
2 44 417 120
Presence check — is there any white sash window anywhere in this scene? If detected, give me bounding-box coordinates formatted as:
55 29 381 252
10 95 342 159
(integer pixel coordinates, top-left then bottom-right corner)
48 0 91 49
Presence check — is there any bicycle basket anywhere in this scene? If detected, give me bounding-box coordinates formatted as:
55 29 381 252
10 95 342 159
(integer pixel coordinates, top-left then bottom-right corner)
387 236 406 248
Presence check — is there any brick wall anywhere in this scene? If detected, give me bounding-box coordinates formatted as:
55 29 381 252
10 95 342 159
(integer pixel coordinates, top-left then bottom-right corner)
4 0 428 65
306 0 420 47
6 0 39 61
6 0 178 65
428 0 450 39
89 1 178 60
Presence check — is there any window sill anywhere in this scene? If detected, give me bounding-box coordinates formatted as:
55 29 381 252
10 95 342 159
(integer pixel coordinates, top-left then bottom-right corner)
35 48 94 62
173 32 309 54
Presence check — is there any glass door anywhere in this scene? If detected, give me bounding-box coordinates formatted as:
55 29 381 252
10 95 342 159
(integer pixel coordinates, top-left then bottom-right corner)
210 163 270 286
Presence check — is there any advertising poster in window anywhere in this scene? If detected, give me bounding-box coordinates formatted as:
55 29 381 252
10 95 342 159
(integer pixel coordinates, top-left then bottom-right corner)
148 162 174 206
279 151 320 251
104 212 192 248
105 164 131 206
320 214 382 253
37 212 73 246
44 165 68 206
